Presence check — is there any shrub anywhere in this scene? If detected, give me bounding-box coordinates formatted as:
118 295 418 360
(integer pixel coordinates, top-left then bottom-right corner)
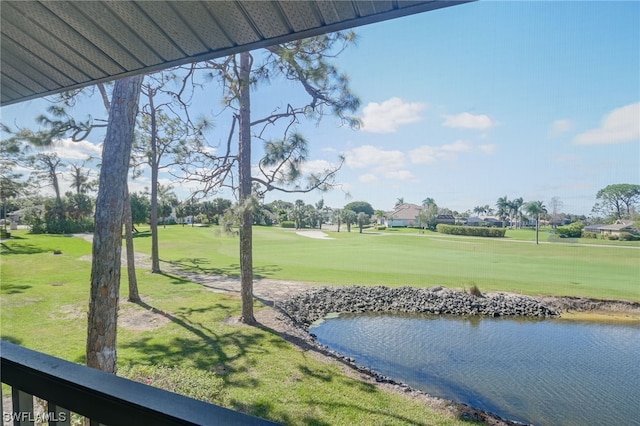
581 231 599 239
280 221 295 228
618 232 638 241
119 364 227 405
376 225 387 230
556 222 584 238
468 284 483 298
606 234 619 240
436 224 506 238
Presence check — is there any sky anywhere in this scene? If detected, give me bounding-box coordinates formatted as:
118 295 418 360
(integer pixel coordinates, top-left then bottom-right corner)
2 1 639 216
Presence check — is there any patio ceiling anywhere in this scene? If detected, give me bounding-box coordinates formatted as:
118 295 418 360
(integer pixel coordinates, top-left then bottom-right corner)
0 0 470 106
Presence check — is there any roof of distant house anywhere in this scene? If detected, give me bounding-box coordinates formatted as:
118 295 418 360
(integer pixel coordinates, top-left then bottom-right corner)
598 220 635 231
387 203 422 220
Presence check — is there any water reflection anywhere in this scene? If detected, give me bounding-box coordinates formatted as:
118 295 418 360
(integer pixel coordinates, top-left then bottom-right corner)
310 313 640 426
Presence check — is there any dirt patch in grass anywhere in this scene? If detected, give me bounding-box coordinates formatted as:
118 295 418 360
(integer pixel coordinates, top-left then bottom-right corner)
78 251 152 269
50 304 85 321
3 296 44 307
119 302 170 331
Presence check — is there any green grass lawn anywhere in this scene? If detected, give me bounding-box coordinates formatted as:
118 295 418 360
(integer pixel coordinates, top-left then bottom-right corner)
133 225 639 302
1 231 474 425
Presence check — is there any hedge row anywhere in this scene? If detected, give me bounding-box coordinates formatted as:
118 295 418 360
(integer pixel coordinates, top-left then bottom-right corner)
436 224 506 237
556 222 584 238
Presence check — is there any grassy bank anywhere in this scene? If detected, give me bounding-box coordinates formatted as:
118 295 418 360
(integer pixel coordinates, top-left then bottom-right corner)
1 232 473 425
132 225 639 302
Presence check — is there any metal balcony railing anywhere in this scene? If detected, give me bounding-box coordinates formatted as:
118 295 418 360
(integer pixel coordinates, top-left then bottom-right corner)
1 340 279 426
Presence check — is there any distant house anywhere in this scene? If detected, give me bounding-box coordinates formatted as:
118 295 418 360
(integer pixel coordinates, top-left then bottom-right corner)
465 216 507 227
436 214 455 225
585 220 636 236
465 216 482 226
7 207 42 228
385 203 422 227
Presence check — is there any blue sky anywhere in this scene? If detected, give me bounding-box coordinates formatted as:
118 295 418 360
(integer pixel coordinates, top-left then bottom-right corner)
2 1 638 216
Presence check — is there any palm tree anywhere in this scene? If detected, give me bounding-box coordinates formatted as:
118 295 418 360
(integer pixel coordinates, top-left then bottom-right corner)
315 199 325 229
374 209 386 226
342 209 357 232
322 205 332 230
512 197 524 228
525 201 547 245
422 197 436 208
496 196 509 222
395 197 404 207
291 199 306 229
473 205 485 216
357 212 367 233
333 208 342 232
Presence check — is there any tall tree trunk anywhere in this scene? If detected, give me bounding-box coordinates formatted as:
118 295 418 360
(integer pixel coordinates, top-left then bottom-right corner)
535 215 540 245
238 52 255 325
86 75 143 373
123 187 140 302
149 92 161 273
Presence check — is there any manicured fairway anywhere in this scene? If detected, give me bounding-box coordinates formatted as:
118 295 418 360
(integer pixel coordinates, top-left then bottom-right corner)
134 225 640 302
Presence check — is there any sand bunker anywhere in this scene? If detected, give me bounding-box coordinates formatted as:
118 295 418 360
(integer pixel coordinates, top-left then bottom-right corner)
295 230 334 240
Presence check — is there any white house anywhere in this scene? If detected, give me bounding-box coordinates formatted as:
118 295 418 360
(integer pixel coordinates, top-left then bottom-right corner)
585 220 636 236
385 203 422 227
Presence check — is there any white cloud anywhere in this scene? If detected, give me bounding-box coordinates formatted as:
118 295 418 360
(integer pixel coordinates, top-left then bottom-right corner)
360 97 426 133
408 146 438 164
441 140 472 152
301 159 334 174
409 140 472 164
345 145 416 181
442 112 496 129
44 138 102 160
385 170 418 182
345 145 406 170
127 179 150 194
478 144 497 154
574 102 640 145
551 119 573 134
358 173 378 183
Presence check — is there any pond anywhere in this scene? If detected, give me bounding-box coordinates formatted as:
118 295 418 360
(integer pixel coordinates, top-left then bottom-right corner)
310 313 640 426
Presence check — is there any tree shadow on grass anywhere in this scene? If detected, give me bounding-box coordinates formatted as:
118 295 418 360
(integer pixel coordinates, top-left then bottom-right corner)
155 271 193 285
166 259 282 280
1 241 48 255
124 300 268 387
131 231 152 239
1 283 33 294
233 357 439 426
231 400 296 426
299 400 434 426
0 335 23 345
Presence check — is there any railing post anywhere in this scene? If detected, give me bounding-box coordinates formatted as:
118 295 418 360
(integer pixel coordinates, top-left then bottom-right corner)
11 388 34 426
47 404 71 426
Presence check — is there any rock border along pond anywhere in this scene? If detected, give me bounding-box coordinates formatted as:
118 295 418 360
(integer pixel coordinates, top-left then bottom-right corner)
279 285 559 329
